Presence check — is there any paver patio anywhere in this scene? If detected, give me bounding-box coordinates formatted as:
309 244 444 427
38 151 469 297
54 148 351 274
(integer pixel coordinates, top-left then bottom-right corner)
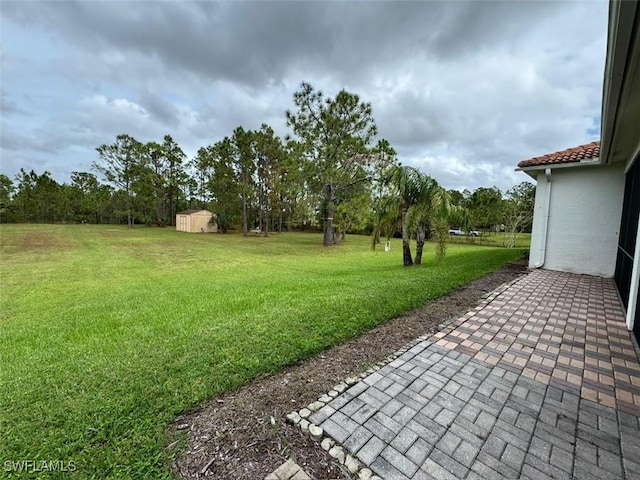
308 269 640 479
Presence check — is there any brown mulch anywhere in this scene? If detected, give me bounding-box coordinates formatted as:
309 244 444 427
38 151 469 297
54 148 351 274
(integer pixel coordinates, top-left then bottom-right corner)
169 260 528 480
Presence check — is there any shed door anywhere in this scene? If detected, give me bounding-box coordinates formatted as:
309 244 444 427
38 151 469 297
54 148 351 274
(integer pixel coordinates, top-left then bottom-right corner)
615 156 640 343
179 215 187 232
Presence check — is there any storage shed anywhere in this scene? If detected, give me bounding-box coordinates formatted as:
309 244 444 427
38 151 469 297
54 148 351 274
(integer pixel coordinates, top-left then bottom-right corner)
176 210 217 233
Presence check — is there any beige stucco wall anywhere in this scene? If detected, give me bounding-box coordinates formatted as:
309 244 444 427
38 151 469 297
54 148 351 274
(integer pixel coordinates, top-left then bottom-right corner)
529 163 625 277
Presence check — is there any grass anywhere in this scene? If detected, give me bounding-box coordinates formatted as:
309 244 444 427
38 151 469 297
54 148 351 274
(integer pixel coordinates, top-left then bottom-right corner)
447 231 531 249
0 225 523 478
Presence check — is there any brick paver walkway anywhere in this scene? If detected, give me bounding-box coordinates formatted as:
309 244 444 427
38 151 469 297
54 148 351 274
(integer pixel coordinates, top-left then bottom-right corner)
309 270 640 479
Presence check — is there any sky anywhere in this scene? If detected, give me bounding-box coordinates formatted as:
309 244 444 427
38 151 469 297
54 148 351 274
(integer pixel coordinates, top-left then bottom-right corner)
0 0 608 193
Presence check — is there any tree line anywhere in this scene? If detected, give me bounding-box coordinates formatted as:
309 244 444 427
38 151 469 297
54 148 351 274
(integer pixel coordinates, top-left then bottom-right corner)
0 82 534 252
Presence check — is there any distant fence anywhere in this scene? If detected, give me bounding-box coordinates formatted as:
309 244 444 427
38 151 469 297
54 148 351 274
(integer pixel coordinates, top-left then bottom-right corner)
447 232 531 249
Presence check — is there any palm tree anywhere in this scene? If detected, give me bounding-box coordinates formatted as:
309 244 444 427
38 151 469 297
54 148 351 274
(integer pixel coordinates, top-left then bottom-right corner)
372 166 469 266
372 166 422 265
408 179 451 265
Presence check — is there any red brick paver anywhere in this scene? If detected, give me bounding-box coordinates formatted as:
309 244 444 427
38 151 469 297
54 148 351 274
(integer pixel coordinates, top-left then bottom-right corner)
292 268 640 480
434 269 640 416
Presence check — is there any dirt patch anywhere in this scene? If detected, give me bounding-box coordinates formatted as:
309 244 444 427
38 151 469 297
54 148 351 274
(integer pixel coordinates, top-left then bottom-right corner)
169 260 528 479
4 231 76 252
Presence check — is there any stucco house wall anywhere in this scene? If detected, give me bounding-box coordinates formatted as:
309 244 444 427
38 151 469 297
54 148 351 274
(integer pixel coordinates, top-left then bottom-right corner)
601 0 640 337
528 163 625 277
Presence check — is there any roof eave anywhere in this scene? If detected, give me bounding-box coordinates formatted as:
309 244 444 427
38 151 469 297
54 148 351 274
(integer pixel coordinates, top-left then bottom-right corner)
600 0 640 167
515 157 602 173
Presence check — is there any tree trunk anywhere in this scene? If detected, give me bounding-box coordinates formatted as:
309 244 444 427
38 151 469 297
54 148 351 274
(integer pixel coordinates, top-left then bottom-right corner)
127 196 133 228
156 195 163 226
323 183 334 247
168 182 175 226
263 205 269 237
242 190 248 237
126 179 134 228
415 224 425 265
401 197 413 266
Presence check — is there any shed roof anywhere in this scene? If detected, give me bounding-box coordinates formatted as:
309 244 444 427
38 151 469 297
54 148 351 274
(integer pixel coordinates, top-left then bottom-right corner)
176 209 212 215
517 141 600 168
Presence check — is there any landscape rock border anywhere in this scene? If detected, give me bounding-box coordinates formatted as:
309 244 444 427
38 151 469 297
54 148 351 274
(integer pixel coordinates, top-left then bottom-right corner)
284 277 519 480
171 260 528 480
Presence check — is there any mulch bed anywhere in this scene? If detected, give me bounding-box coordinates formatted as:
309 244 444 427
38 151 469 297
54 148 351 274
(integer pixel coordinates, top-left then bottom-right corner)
170 260 528 479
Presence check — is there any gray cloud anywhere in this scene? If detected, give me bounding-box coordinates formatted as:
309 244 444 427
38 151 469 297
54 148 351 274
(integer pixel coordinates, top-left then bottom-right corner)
1 90 20 115
1 1 571 86
138 90 180 127
0 0 608 192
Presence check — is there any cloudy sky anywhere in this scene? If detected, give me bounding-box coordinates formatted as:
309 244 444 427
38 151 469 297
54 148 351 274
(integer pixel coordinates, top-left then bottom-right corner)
1 0 608 192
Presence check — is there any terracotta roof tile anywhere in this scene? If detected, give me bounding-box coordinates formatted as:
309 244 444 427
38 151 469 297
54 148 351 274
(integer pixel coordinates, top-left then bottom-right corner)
517 141 600 168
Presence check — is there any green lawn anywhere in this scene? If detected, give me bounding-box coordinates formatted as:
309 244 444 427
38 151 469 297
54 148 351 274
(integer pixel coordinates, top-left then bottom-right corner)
0 225 523 478
447 231 532 249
